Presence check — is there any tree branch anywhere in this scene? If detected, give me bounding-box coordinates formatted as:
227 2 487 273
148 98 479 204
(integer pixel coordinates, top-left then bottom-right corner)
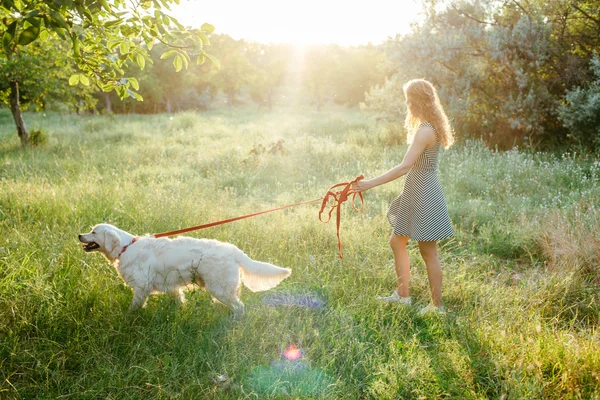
571 3 600 27
449 3 505 27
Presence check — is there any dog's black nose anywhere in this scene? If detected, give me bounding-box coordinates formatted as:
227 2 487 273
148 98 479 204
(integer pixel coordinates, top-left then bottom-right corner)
78 234 83 240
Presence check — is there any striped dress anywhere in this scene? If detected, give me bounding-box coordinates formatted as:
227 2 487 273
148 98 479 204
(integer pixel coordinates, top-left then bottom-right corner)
387 122 454 241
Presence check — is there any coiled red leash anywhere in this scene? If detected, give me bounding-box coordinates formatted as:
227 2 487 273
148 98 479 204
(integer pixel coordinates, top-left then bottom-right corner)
318 174 364 258
153 175 365 258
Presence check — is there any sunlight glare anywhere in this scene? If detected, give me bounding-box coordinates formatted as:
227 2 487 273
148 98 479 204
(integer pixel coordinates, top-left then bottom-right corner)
171 0 424 45
283 344 303 361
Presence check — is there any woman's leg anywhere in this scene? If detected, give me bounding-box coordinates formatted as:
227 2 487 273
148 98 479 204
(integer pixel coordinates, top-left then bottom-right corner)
418 240 442 307
389 234 411 298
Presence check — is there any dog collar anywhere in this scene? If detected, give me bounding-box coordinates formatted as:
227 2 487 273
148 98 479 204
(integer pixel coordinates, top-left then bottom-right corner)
118 237 138 259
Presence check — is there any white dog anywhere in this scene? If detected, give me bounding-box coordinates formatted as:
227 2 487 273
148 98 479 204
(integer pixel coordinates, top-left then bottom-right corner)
79 223 291 315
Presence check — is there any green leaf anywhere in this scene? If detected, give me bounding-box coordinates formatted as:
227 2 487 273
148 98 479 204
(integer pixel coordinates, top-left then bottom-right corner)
38 29 49 41
160 50 177 59
173 55 182 72
24 10 41 19
81 7 93 22
172 18 184 30
119 40 129 54
79 74 90 86
18 24 40 45
68 74 80 86
49 10 69 30
127 88 143 101
104 19 122 28
128 77 139 90
27 17 42 28
100 83 116 92
136 53 145 69
6 20 17 36
197 55 206 65
3 21 17 51
206 53 220 70
107 39 119 50
115 85 127 99
201 23 215 34
197 31 209 45
72 36 80 56
54 27 67 40
181 52 189 69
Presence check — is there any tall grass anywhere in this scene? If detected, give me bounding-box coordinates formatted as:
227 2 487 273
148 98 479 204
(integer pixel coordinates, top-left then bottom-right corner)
0 107 598 398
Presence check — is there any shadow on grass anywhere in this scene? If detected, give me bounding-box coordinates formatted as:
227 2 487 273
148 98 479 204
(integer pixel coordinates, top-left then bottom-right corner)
1 285 238 399
412 313 504 399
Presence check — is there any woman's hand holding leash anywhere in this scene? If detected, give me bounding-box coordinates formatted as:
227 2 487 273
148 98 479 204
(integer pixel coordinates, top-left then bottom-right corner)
351 178 374 193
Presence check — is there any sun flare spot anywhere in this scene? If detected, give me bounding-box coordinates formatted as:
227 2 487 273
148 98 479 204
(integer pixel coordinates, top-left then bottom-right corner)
283 344 303 361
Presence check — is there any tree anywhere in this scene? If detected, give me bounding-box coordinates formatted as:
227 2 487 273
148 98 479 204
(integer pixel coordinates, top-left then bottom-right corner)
303 45 338 111
200 34 255 110
330 44 386 106
0 37 96 119
363 0 600 150
558 56 600 150
0 0 216 146
247 42 290 110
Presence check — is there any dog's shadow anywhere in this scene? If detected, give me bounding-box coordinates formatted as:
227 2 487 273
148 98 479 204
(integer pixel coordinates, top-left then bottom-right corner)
126 291 237 328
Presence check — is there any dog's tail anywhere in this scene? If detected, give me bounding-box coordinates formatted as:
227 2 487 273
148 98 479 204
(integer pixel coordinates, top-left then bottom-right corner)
236 252 291 292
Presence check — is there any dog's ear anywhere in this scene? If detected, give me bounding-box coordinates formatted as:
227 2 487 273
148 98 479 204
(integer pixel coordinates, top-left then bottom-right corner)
103 230 121 253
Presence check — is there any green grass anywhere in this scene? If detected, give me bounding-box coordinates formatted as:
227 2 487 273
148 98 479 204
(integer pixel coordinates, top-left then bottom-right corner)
0 107 599 399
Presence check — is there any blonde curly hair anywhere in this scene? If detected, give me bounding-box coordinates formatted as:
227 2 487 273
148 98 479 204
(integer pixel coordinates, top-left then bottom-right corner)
403 79 454 149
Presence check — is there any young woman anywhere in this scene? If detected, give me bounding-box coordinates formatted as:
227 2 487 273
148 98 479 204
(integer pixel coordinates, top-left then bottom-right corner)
352 79 454 315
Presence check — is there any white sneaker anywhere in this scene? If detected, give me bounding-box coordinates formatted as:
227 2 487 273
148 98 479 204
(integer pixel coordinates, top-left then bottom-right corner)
419 304 445 316
376 291 411 305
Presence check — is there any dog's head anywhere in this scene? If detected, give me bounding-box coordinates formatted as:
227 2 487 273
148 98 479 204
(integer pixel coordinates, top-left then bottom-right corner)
79 223 125 260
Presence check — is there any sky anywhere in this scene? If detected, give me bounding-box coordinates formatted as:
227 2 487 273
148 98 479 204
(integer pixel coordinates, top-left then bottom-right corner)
169 0 424 46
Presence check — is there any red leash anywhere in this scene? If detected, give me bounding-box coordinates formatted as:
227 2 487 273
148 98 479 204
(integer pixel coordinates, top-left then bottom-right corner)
318 175 364 258
153 175 365 258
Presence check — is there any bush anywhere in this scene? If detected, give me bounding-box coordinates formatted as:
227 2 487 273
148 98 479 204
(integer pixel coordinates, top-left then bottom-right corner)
538 202 600 284
558 56 600 151
29 129 48 146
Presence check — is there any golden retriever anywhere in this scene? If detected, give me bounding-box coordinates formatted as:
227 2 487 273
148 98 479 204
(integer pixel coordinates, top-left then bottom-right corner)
79 223 291 316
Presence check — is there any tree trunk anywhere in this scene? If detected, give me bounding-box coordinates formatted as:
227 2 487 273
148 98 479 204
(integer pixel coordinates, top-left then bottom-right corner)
316 89 321 111
267 89 273 111
166 96 172 113
9 81 29 146
103 92 112 114
227 88 233 111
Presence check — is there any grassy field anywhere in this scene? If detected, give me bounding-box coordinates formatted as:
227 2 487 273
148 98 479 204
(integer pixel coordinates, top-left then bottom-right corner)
0 107 599 399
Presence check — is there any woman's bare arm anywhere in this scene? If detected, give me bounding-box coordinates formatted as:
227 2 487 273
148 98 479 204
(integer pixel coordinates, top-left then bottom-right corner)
353 127 436 192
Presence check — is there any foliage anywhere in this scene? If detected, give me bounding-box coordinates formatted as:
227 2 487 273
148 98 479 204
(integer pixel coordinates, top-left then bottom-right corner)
0 0 216 100
0 37 96 111
246 42 291 110
558 55 600 150
330 44 386 106
91 38 389 114
363 0 600 150
199 34 255 108
28 128 47 145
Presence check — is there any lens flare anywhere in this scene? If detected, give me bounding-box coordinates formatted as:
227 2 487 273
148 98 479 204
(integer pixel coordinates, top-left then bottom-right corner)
245 343 335 396
283 344 302 361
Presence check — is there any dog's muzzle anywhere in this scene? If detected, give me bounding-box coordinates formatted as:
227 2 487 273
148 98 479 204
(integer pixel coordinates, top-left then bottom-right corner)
79 235 100 252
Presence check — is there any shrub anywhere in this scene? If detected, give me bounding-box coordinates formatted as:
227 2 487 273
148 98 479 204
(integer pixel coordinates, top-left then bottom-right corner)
558 56 600 151
29 129 48 146
538 202 600 284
